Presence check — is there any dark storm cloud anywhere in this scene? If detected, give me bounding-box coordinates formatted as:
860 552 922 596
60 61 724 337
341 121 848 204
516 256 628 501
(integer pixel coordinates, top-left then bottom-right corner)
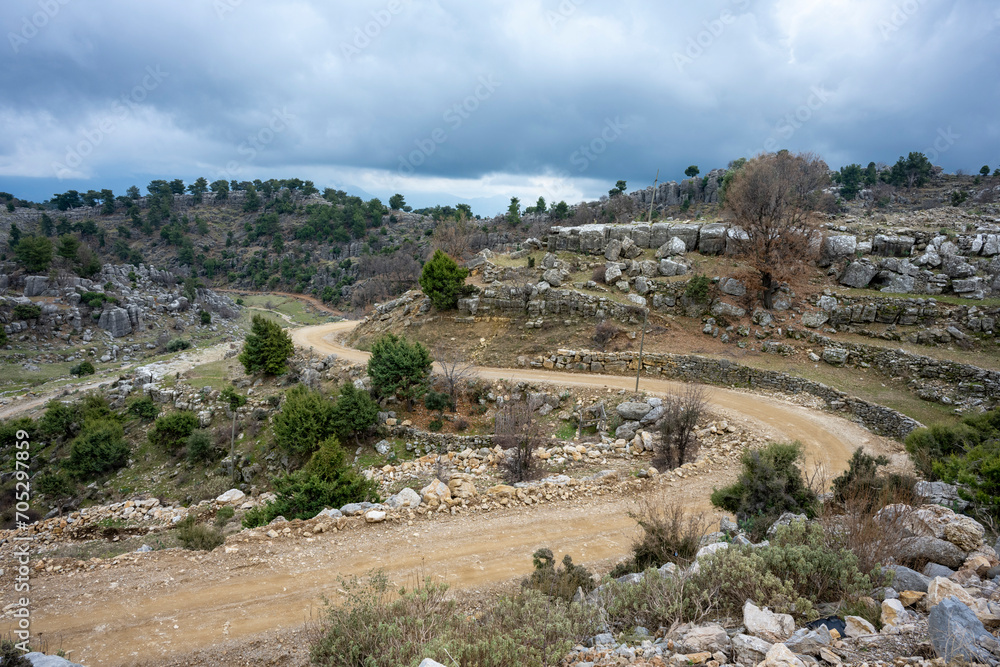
1 0 998 210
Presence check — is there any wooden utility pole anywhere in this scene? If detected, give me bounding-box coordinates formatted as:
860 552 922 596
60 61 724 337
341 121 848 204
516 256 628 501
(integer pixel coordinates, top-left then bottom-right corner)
635 307 648 392
647 170 659 223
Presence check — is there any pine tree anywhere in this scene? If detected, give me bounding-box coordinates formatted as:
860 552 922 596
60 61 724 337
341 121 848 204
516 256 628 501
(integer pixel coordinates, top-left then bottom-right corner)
239 314 295 375
419 249 468 310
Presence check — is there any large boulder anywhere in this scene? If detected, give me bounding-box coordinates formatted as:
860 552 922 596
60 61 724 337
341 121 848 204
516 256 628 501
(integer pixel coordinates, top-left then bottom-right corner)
916 481 969 511
98 307 133 338
840 261 878 288
718 276 746 297
844 615 876 637
680 623 731 655
897 536 967 569
928 597 1000 665
447 474 478 499
541 269 562 287
698 223 727 254
616 402 652 421
385 487 422 509
655 236 688 258
759 643 806 667
732 634 773 665
605 238 622 261
658 259 687 277
821 235 858 264
744 600 795 642
926 577 977 608
890 565 931 593
23 275 49 297
620 236 643 259
420 479 452 508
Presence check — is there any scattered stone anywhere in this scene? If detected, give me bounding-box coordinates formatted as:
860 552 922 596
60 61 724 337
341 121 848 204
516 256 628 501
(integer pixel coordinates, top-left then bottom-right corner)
844 615 876 637
928 596 1000 665
744 600 795 642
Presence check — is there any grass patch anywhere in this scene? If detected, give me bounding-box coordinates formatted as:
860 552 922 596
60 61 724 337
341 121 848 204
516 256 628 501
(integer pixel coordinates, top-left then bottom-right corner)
182 357 245 394
236 293 334 326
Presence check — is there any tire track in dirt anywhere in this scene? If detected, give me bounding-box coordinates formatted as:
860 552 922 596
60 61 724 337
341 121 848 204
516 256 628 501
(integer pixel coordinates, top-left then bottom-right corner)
16 321 894 666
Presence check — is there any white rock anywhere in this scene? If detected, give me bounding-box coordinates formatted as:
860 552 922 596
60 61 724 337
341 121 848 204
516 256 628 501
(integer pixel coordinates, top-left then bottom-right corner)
760 643 806 667
364 510 386 523
844 615 876 637
216 489 245 504
744 600 795 642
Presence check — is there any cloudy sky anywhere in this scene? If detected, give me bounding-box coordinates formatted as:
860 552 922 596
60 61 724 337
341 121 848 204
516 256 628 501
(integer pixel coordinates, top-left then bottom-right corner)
1 0 998 214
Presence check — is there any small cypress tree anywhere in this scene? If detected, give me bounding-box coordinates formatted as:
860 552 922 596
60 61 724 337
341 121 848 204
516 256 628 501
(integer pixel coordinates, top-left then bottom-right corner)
239 314 295 375
419 249 469 310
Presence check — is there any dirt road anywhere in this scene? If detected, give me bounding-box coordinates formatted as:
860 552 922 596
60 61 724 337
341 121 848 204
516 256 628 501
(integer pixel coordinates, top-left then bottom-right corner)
0 341 235 421
17 321 895 666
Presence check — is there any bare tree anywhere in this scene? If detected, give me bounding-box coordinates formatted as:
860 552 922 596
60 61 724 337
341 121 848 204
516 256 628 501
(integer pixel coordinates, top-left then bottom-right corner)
723 151 828 309
432 217 473 260
655 384 707 470
494 401 540 483
433 344 477 404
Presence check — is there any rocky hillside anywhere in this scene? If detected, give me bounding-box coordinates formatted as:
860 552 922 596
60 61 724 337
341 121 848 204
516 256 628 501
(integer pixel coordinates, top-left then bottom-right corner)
0 262 242 399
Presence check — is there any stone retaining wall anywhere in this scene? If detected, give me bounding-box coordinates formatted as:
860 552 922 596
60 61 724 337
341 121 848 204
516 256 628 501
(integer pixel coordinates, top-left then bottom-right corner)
809 334 1000 409
533 348 923 439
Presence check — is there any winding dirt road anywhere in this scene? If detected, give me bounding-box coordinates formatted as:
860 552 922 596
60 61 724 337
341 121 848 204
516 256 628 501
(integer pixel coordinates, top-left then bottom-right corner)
15 321 896 666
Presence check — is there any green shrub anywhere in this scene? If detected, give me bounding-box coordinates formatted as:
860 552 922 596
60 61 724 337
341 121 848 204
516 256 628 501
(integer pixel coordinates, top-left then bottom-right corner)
522 548 595 602
186 429 217 463
710 441 818 540
148 411 199 451
689 522 873 621
175 515 225 551
272 384 336 458
611 497 708 577
80 291 108 308
367 333 432 405
12 303 42 320
684 274 711 303
599 568 715 633
428 418 443 432
419 249 470 310
39 400 78 439
831 447 918 509
165 338 190 353
66 419 130 477
127 396 160 420
215 506 235 526
330 383 379 444
0 327 7 346
70 360 95 376
424 389 453 413
36 469 74 498
310 571 599 667
199 310 211 325
905 409 1000 477
242 438 378 527
79 394 116 423
239 313 294 376
220 385 247 410
0 639 31 667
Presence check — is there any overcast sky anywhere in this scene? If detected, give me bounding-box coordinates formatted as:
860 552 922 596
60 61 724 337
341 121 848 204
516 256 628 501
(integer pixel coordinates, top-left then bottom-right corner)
1 0 998 214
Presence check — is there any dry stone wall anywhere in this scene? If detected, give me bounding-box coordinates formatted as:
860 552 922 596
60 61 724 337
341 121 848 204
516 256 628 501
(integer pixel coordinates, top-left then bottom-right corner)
531 348 923 439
